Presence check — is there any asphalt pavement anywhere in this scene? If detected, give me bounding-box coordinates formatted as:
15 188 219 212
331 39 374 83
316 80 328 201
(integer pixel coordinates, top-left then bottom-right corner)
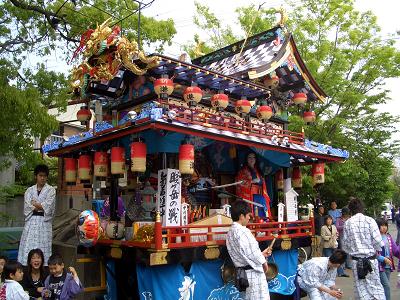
306 222 400 299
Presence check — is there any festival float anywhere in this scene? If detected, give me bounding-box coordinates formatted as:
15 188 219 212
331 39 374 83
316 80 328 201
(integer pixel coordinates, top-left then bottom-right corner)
43 16 349 300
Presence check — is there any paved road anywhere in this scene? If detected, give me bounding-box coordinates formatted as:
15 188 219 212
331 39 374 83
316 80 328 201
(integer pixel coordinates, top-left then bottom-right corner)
306 222 400 299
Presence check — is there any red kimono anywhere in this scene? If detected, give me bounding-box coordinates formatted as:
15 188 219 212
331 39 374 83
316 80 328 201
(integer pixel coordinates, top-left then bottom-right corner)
236 165 271 218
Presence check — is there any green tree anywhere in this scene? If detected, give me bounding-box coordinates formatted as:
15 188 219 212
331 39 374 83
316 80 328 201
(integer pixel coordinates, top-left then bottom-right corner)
0 59 64 168
2 0 176 56
0 0 177 173
187 0 400 212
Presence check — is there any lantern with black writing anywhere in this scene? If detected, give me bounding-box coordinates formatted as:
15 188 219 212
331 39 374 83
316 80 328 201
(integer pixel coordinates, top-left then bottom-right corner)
111 147 126 177
94 151 108 180
312 163 325 185
235 98 252 118
154 75 174 100
64 158 77 185
179 142 194 175
211 93 229 112
131 140 147 173
256 105 273 122
183 86 202 108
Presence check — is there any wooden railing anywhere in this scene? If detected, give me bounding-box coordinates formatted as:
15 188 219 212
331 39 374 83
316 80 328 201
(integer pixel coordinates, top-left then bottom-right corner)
97 218 314 250
165 103 305 145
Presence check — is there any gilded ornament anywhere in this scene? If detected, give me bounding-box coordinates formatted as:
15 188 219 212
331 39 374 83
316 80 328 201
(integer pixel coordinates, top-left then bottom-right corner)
149 251 169 266
281 238 292 250
204 246 220 260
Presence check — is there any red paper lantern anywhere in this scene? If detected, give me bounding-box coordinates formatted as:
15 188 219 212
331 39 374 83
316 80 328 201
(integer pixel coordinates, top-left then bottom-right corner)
183 86 203 107
64 158 77 184
94 151 108 178
211 93 229 111
111 147 125 176
154 77 174 99
303 111 316 123
179 143 195 175
292 93 307 105
77 106 91 125
78 155 92 183
256 105 273 121
276 169 284 190
292 167 302 188
312 163 325 185
131 141 147 173
235 99 252 116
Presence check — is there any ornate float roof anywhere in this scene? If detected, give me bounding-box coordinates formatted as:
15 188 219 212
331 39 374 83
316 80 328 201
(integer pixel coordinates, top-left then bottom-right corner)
192 26 327 102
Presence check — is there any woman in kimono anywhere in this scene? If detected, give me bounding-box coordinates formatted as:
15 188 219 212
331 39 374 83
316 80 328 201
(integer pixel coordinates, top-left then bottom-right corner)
236 152 271 218
18 164 56 267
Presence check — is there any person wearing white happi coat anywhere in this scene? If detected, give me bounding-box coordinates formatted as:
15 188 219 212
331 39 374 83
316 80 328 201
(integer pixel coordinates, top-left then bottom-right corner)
342 198 385 300
18 165 56 267
298 250 347 300
226 201 271 300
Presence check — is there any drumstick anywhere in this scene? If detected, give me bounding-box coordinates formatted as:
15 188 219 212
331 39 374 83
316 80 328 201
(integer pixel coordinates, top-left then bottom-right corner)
267 234 278 250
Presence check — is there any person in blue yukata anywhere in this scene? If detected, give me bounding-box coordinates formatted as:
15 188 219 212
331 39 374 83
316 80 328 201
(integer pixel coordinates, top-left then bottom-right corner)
328 201 341 225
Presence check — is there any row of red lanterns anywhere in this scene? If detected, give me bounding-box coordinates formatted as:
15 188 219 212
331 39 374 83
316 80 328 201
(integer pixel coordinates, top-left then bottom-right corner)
64 142 146 184
275 163 325 189
154 76 315 123
63 142 195 184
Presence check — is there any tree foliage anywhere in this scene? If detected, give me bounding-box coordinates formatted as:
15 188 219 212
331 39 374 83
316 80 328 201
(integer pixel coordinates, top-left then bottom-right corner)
1 0 176 56
0 0 177 175
186 0 400 212
0 59 66 165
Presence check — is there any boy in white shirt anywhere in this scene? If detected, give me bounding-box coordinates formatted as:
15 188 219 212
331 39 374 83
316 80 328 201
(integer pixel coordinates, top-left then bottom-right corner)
0 260 29 300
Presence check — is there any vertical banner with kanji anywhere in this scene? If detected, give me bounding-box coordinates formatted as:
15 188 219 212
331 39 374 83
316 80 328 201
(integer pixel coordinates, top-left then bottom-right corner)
157 169 181 227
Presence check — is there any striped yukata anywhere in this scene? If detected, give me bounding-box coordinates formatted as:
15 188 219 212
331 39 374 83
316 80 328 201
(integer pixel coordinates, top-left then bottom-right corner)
298 257 337 300
18 183 56 266
342 213 385 300
226 222 270 300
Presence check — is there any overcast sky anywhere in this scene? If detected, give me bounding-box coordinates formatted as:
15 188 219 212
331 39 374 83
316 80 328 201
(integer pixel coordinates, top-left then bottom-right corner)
42 0 400 140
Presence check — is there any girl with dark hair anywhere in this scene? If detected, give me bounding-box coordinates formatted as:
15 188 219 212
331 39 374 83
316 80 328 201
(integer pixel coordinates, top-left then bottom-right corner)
376 218 400 300
21 249 48 298
18 164 56 267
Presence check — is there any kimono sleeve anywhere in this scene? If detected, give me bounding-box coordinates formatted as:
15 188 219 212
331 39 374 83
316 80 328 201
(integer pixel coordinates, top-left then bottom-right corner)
23 187 35 221
300 263 324 289
341 222 351 254
239 229 266 268
324 269 337 288
370 220 384 251
42 186 56 221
